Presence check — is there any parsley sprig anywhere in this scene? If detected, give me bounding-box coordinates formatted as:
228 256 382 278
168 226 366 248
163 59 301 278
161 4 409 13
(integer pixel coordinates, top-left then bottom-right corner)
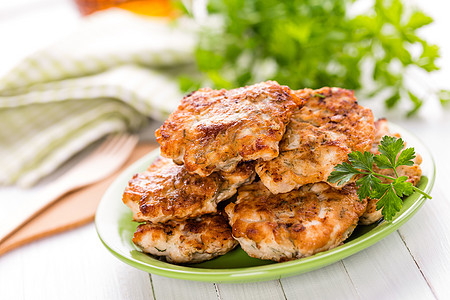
179 0 449 116
328 136 431 221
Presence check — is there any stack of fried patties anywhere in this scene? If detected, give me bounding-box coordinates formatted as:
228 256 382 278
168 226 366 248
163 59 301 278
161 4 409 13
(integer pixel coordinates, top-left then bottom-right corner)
122 81 422 264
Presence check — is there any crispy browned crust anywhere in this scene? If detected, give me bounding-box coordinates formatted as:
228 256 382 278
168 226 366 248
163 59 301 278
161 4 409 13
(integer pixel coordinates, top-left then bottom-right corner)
133 214 238 264
225 182 367 262
359 119 422 225
122 156 255 223
256 87 375 194
155 81 304 177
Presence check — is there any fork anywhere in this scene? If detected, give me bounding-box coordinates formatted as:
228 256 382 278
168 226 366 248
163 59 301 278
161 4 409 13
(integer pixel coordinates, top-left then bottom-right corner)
0 133 138 244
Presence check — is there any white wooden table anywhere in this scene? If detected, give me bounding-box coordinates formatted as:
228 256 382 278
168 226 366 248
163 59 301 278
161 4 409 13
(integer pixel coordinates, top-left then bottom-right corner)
1 1 450 299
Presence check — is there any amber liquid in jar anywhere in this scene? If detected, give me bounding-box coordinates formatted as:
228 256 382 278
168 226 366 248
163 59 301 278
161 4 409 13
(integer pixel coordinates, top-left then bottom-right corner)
74 0 177 17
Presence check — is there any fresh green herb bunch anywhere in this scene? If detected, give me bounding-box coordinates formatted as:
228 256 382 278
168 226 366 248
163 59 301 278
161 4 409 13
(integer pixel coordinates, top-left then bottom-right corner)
328 135 431 221
182 0 445 115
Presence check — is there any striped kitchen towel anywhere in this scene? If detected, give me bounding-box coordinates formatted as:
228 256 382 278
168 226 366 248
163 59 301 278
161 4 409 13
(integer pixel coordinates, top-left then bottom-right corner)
0 9 197 187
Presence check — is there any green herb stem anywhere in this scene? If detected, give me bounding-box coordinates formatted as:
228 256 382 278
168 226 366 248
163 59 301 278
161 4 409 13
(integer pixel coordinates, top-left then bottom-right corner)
393 168 400 178
411 186 432 199
359 171 396 182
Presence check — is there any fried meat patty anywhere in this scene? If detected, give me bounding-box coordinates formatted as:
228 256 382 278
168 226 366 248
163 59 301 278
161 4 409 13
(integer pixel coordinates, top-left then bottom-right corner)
133 214 237 264
156 81 303 177
256 87 375 194
225 181 367 262
359 119 422 225
123 156 255 223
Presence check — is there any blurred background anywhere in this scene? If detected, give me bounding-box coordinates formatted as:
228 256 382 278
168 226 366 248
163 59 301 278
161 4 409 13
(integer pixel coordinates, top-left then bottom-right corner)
1 0 449 117
1 0 449 108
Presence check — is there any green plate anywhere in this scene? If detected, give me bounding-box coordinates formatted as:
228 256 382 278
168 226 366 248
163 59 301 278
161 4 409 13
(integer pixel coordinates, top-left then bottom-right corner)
95 123 435 283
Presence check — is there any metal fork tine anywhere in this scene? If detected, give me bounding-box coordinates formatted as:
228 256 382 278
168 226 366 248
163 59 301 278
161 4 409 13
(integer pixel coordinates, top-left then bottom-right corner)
121 134 139 150
107 134 130 155
100 134 123 154
81 134 136 164
92 134 117 155
127 134 139 145
110 136 136 158
122 135 139 153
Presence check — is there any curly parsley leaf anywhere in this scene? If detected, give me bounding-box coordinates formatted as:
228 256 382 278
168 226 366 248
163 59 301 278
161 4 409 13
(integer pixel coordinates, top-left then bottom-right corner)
392 176 414 197
396 147 416 167
377 135 405 168
328 135 431 222
356 174 381 200
375 184 403 222
439 89 450 106
349 151 374 172
327 162 362 186
406 10 433 29
373 154 393 170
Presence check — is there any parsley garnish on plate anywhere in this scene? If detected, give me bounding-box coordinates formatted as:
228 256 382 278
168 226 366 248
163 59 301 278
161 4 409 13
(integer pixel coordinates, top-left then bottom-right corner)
328 136 432 221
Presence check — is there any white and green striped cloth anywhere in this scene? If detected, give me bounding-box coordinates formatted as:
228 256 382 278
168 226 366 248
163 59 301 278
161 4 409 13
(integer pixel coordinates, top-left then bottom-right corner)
0 9 197 187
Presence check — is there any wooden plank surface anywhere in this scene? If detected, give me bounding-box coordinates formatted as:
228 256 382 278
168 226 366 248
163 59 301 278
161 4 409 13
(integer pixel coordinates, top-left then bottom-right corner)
0 224 155 300
393 114 450 300
280 262 359 300
396 164 450 299
342 233 435 300
397 189 450 299
151 276 218 300
217 280 286 300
